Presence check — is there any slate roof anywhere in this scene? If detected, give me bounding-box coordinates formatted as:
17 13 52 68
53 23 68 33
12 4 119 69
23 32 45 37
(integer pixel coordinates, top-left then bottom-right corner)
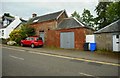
0 18 26 29
94 19 120 34
58 17 85 29
0 16 15 29
28 10 67 24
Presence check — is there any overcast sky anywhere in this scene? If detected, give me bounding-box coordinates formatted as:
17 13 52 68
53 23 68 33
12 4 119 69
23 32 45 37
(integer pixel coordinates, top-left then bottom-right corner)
0 0 99 20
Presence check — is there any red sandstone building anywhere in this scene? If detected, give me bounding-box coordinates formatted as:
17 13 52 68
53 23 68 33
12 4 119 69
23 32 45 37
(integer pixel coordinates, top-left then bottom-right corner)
28 10 93 50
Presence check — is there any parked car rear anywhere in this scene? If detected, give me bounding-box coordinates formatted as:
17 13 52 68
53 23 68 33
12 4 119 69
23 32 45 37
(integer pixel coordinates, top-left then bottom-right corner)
20 36 43 48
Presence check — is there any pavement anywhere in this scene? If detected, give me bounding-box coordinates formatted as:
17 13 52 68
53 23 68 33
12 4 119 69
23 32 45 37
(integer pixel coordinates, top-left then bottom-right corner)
1 44 120 64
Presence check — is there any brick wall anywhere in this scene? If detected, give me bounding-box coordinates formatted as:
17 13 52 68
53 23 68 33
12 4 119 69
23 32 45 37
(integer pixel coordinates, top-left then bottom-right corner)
30 12 67 44
30 20 57 36
46 27 93 50
57 11 68 24
46 30 60 47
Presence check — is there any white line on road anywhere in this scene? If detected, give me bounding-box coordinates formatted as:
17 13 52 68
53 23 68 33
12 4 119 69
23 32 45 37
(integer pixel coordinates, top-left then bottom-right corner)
9 55 24 60
79 72 100 78
79 72 93 76
3 47 25 52
28 51 120 67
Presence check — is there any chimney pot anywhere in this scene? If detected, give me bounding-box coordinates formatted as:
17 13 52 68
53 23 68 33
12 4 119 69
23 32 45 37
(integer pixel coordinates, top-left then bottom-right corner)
32 13 37 18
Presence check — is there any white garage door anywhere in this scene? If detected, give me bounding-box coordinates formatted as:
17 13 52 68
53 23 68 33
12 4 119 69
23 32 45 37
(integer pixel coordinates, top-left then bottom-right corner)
60 32 74 49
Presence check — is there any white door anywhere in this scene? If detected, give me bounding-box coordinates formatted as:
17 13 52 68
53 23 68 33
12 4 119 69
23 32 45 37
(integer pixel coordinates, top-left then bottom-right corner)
113 35 120 52
0 48 2 77
40 32 44 42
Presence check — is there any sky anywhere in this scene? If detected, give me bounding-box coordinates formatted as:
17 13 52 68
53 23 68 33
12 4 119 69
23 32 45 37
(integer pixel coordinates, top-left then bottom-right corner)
0 0 99 20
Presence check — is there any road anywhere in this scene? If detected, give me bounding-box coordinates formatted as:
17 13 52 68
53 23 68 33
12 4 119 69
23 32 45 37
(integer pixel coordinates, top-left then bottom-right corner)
2 46 119 77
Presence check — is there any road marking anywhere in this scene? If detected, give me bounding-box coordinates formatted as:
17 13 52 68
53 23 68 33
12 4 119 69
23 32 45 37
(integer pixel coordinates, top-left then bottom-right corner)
9 55 24 60
79 72 100 78
3 47 25 52
79 72 94 76
3 46 120 67
28 51 120 67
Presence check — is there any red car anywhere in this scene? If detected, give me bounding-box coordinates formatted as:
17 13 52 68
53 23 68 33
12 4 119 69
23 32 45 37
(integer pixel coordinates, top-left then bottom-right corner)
21 36 43 48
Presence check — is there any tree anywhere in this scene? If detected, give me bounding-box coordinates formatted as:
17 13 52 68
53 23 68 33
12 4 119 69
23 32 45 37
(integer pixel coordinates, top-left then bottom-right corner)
9 29 23 44
71 10 95 29
20 24 35 37
9 24 35 44
81 9 95 28
106 1 120 23
95 2 111 29
95 1 120 29
71 11 80 20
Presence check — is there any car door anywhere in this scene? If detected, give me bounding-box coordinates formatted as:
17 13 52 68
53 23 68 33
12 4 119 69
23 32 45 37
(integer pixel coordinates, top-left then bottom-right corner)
36 37 43 44
27 37 34 45
24 37 30 45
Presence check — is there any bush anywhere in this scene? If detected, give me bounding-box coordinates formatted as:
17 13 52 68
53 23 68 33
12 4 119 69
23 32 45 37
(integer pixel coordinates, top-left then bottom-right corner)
9 30 23 44
9 24 35 44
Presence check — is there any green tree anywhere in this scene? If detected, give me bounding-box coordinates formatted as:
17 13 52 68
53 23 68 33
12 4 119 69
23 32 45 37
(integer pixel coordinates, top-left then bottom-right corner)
95 2 111 29
106 1 120 23
71 11 80 20
81 9 94 28
21 24 35 37
95 1 120 29
9 29 23 44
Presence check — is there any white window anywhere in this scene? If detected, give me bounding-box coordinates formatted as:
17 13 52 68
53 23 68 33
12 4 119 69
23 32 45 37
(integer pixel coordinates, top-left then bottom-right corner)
2 30 4 36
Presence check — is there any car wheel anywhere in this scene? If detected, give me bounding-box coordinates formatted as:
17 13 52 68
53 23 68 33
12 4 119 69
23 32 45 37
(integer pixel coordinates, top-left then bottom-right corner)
31 44 35 48
21 43 24 47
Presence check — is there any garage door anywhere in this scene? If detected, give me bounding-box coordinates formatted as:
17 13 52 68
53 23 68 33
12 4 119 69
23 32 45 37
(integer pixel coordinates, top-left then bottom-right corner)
40 32 44 42
60 32 74 49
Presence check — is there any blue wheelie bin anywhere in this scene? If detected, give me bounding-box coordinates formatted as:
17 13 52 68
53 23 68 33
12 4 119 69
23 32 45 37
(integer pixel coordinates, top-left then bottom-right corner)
90 43 96 51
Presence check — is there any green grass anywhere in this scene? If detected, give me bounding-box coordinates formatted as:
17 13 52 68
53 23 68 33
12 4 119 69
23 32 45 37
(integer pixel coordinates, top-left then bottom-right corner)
94 49 120 57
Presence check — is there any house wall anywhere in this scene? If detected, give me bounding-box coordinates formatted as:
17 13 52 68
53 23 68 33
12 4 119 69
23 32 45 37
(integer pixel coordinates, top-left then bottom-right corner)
30 20 57 44
95 33 113 51
31 20 57 34
46 27 93 50
0 16 21 39
30 13 67 44
57 11 68 24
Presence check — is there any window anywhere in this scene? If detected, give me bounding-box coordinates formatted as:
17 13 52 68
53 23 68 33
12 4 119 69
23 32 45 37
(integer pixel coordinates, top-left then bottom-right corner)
36 37 42 40
26 37 30 40
2 30 4 36
33 19 39 23
30 37 34 40
116 35 119 39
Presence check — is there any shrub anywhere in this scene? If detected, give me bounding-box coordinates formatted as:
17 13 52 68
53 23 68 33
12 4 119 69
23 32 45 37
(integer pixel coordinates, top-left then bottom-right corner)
9 24 35 44
9 30 22 44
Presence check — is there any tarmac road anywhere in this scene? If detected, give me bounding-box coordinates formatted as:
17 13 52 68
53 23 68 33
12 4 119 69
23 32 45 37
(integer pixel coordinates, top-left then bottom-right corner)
2 46 120 77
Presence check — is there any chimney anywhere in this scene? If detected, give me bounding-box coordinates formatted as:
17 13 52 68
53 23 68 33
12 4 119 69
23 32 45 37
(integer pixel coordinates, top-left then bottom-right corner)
32 13 37 18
